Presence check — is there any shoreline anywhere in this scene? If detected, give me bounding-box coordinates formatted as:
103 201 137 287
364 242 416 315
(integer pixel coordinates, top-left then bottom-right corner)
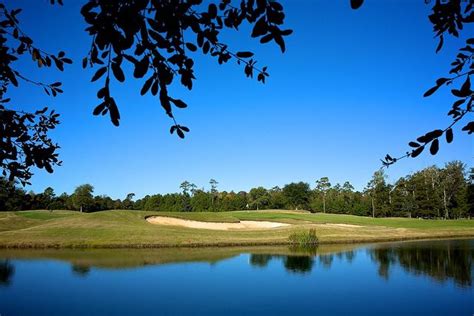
1 233 473 249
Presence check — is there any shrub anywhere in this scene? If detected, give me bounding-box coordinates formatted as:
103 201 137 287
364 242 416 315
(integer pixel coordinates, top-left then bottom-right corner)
288 228 319 246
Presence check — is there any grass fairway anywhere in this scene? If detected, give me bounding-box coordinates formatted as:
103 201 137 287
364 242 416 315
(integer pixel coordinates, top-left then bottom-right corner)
0 210 473 248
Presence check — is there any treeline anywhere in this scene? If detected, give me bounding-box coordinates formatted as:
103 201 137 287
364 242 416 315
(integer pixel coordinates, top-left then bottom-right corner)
1 161 473 219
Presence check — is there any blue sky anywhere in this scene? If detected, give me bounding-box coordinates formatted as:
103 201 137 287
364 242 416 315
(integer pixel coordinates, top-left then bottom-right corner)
8 0 473 199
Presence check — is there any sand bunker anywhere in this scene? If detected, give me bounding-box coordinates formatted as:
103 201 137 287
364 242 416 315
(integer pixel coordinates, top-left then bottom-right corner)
146 216 290 231
323 223 362 228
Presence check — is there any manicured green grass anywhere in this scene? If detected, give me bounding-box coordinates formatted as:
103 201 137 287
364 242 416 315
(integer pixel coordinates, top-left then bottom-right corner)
0 209 472 248
231 211 474 229
16 210 78 221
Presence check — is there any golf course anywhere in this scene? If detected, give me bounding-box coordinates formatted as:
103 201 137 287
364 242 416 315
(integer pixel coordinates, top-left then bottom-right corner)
0 209 473 248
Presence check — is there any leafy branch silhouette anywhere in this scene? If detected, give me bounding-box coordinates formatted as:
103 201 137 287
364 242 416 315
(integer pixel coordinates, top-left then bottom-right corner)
81 0 290 137
381 0 474 166
0 3 72 184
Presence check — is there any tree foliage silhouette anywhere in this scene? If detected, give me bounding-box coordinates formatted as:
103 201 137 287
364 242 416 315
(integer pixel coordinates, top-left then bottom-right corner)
380 0 474 166
0 3 71 185
0 0 291 185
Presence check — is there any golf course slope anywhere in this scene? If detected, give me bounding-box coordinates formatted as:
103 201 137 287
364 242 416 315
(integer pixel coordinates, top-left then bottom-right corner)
0 209 472 248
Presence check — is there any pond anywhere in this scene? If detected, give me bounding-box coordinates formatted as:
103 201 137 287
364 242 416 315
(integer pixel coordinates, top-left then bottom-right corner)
0 239 472 315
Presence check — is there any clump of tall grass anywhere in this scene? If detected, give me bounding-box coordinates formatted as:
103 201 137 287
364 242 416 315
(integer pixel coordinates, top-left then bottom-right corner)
288 228 319 246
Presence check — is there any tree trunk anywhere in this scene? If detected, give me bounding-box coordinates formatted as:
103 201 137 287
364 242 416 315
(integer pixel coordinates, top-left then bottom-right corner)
80 205 83 213
443 187 449 219
323 194 326 213
371 197 375 218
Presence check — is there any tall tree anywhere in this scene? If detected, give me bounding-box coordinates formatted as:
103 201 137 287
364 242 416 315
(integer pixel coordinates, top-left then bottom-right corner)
468 168 474 218
71 184 94 212
440 161 467 219
315 177 331 213
249 186 269 210
122 192 135 209
209 179 218 210
282 182 311 210
366 170 389 218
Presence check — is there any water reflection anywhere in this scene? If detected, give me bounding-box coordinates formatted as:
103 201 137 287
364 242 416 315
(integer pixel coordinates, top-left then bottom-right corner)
0 260 15 286
246 239 474 286
284 256 314 274
250 254 316 274
0 239 472 286
71 264 91 277
368 240 474 287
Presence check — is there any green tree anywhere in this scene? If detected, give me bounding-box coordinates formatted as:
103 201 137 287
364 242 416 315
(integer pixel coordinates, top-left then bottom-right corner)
190 189 212 212
440 161 468 219
315 177 331 213
179 181 194 211
71 184 94 212
365 170 389 218
468 168 474 218
144 194 162 211
122 192 135 210
209 179 219 211
341 181 355 213
282 182 311 210
249 187 270 210
269 186 286 209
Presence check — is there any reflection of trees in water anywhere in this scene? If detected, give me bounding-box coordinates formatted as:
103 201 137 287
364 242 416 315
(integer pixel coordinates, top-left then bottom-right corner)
283 256 314 274
368 240 474 287
249 254 273 267
249 254 315 274
319 254 334 269
249 248 357 274
0 260 15 286
344 251 356 263
71 264 91 277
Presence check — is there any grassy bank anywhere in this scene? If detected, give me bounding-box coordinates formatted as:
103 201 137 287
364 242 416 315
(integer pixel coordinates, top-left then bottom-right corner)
0 210 473 248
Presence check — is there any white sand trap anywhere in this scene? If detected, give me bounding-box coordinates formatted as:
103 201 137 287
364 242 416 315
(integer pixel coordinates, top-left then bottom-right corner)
146 216 290 231
323 223 362 228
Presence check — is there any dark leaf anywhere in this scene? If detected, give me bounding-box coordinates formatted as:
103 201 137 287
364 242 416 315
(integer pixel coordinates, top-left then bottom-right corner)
93 101 106 116
350 0 364 9
429 139 439 155
170 98 187 108
112 63 125 82
436 35 444 53
108 97 120 126
236 51 254 58
251 17 267 38
260 34 273 44
274 33 285 52
446 128 453 143
133 57 149 78
423 85 440 97
186 43 197 52
462 121 474 134
91 67 107 82
411 146 424 158
141 76 154 95
460 75 471 95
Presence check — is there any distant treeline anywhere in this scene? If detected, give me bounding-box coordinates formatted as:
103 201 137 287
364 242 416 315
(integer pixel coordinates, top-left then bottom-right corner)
1 161 473 219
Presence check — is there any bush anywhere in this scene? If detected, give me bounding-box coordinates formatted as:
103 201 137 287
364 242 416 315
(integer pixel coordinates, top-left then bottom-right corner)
288 228 319 246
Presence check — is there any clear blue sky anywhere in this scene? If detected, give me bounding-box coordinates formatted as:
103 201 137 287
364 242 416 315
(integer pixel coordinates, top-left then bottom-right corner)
8 0 473 199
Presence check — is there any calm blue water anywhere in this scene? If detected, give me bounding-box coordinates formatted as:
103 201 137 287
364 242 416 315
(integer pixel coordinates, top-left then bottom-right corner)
0 239 473 315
